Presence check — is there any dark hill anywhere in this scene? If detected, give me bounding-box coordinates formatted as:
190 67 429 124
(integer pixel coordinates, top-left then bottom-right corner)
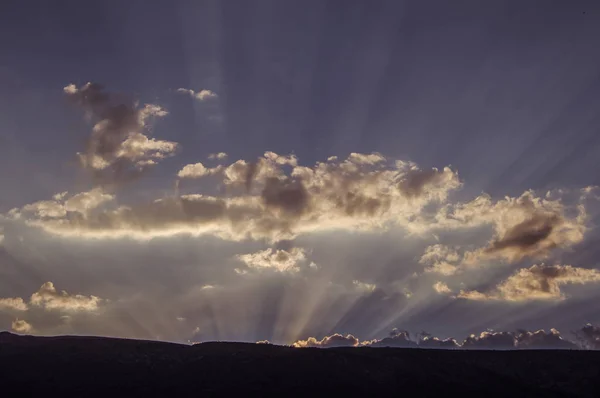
1 332 599 396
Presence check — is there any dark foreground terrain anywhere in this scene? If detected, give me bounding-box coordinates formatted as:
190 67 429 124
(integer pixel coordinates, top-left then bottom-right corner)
1 332 599 397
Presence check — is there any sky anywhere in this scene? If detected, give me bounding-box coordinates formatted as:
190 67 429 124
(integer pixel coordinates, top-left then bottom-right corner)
1 0 600 348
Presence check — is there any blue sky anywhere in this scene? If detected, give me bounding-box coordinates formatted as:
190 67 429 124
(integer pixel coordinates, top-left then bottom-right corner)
1 0 600 347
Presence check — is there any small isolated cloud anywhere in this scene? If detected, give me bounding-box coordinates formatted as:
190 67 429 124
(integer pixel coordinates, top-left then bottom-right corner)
353 280 377 293
293 333 359 348
177 162 223 179
458 264 600 302
208 152 228 160
236 247 310 273
30 282 102 311
433 281 451 294
176 88 218 101
0 297 28 311
11 319 32 333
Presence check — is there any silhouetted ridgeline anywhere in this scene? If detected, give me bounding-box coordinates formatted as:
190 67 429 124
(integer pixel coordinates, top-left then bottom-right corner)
1 332 600 396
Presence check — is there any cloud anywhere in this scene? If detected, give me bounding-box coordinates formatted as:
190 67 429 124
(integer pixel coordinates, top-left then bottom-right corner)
29 282 102 311
461 330 517 349
353 280 377 293
236 247 311 273
11 152 461 242
347 152 385 165
458 264 600 302
13 188 114 221
21 200 66 219
432 191 586 264
63 188 115 214
64 82 177 185
176 88 218 101
417 331 459 348
208 152 228 160
573 324 600 350
420 244 461 275
515 328 576 349
0 297 28 311
11 319 32 333
364 329 417 348
433 281 451 294
177 162 223 179
292 333 359 348
293 327 583 350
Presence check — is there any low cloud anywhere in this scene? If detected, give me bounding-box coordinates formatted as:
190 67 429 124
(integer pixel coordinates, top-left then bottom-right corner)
573 324 600 350
30 282 102 311
0 282 103 313
294 327 580 350
364 329 417 348
458 264 600 302
292 333 359 348
11 319 32 333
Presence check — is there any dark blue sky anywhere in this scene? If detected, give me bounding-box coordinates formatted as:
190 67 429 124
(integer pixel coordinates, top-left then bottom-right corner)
2 0 600 208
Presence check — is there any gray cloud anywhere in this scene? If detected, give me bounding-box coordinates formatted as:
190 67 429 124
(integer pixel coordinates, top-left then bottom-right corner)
294 328 580 350
573 324 600 350
64 82 177 186
364 329 417 348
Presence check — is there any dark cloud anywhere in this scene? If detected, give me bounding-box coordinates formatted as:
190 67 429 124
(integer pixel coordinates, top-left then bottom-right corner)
261 177 310 217
572 324 600 350
485 213 561 260
515 329 577 349
365 329 417 348
398 168 448 198
293 327 585 350
64 82 176 186
417 332 460 349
